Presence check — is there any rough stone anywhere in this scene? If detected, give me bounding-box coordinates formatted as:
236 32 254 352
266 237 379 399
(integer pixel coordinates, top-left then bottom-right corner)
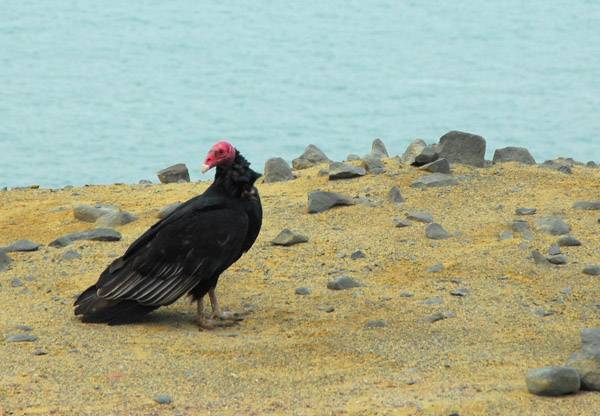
581 328 600 355
419 158 450 174
499 230 514 241
493 147 536 164
566 351 600 391
539 160 573 174
547 254 567 265
295 287 311 296
413 146 439 166
535 218 570 235
10 278 24 287
410 173 458 189
0 239 40 252
573 201 600 210
271 229 309 246
350 250 366 260
583 265 600 276
558 236 581 247
508 220 530 233
525 366 580 396
264 158 295 183
424 313 447 324
371 139 389 159
435 131 486 168
406 213 433 223
400 139 427 165
5 334 38 342
62 249 82 260
0 250 13 272
94 212 139 228
292 144 331 170
158 202 183 219
50 229 122 248
427 263 443 273
426 223 451 240
532 250 553 267
308 191 354 213
73 204 117 223
366 319 390 328
516 207 537 215
328 162 366 180
387 186 405 204
346 154 361 161
361 155 386 174
327 276 364 290
157 163 190 184
154 395 172 405
48 236 72 249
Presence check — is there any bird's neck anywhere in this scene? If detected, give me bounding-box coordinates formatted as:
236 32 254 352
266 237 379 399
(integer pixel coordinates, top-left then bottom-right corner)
213 152 261 197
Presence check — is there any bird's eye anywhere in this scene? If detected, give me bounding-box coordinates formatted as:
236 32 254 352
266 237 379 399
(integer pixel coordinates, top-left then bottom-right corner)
219 149 224 154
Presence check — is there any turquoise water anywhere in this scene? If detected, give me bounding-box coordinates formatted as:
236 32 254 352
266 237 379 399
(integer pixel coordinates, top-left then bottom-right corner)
1 1 599 188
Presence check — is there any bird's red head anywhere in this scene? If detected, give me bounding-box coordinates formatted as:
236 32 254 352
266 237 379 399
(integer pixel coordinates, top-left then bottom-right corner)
202 141 236 173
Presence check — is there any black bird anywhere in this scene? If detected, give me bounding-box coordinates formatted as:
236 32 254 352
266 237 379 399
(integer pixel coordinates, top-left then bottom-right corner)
74 142 262 329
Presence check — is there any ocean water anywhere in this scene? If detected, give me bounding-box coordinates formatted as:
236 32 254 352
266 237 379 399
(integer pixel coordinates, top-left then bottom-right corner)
1 1 599 188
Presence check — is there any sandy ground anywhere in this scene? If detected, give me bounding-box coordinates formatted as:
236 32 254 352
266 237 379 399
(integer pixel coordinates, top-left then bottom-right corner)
1 158 600 415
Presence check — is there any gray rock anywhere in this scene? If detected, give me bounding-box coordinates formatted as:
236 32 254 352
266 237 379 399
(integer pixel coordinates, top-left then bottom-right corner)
366 319 390 328
583 265 600 276
6 334 38 342
508 220 530 233
558 236 581 247
581 328 600 355
450 288 469 296
62 249 82 260
10 278 24 287
328 162 366 180
361 155 386 174
535 218 570 235
547 254 567 265
573 201 600 210
387 186 405 204
292 144 331 170
410 173 458 189
539 160 573 174
157 163 190 184
154 395 172 405
419 158 450 174
417 298 443 305
0 250 13 272
394 219 412 228
427 263 444 273
400 139 427 164
350 250 366 260
158 202 183 219
346 154 361 161
48 236 72 248
525 366 580 396
532 250 553 267
548 244 562 256
50 229 122 248
516 207 537 215
499 230 514 241
271 229 309 246
492 147 536 164
426 223 451 240
73 204 117 223
413 146 439 166
94 211 139 228
371 139 389 158
0 239 40 252
406 213 433 223
264 157 295 183
435 131 486 168
327 276 364 290
295 287 311 296
566 351 600 391
308 191 354 213
424 313 447 323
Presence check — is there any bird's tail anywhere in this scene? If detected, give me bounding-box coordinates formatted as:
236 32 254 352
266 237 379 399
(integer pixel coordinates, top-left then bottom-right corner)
74 285 158 325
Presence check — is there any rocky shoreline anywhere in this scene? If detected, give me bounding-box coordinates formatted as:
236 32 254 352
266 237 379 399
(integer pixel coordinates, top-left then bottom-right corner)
2 132 600 414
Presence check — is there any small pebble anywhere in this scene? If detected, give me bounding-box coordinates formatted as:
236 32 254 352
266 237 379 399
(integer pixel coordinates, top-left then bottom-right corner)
154 395 172 405
295 287 311 296
6 334 38 342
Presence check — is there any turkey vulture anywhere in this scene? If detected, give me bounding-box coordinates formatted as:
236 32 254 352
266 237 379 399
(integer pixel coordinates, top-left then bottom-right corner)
74 142 262 329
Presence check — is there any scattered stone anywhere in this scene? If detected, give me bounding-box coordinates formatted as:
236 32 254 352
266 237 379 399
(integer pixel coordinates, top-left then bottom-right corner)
532 250 553 267
10 278 24 287
24 276 37 282
387 186 405 204
394 219 412 228
451 288 468 297
581 328 600 355
157 163 190 184
264 157 295 183
308 191 354 213
350 250 366 260
427 263 443 273
0 249 12 272
271 229 309 246
346 154 361 161
361 155 386 174
158 202 183 219
73 204 118 223
154 395 172 405
587 161 599 168
522 231 535 240
62 249 82 261
535 218 570 236
573 201 600 210
508 220 530 233
327 276 365 290
424 313 447 323
328 162 366 180
499 230 514 240
371 139 389 158
492 147 536 164
413 146 439 166
366 319 389 328
48 236 73 249
583 265 600 276
401 139 427 164
525 366 580 396
435 131 486 168
5 334 38 342
68 229 122 243
95 211 139 228
539 160 573 174
0 239 40 252
295 287 311 296
417 298 443 305
547 254 567 265
426 223 451 240
292 144 331 170
566 351 600 391
419 158 450 174
548 244 562 256
410 173 458 189
34 349 48 356
558 236 581 247
406 213 433 223
516 207 537 215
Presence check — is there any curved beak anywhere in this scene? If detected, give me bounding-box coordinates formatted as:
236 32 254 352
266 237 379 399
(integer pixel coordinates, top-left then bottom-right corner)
201 164 211 174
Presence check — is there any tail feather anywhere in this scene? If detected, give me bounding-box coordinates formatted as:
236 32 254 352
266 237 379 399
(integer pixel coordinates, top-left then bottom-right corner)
74 285 158 325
